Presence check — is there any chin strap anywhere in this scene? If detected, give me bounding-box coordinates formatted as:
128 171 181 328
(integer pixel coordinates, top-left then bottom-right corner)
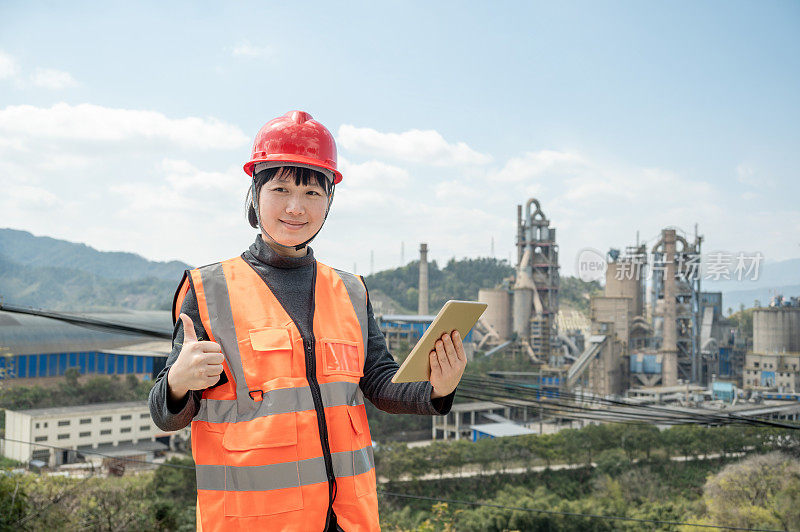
251 179 335 251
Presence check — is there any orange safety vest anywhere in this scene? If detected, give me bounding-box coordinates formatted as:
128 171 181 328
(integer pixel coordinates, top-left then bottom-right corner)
172 255 380 531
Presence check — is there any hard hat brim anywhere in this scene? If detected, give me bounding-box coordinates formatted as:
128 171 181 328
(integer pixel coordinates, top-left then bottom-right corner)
244 154 342 184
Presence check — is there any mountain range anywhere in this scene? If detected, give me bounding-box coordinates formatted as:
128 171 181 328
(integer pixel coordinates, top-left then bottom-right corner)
0 228 190 311
1 227 797 315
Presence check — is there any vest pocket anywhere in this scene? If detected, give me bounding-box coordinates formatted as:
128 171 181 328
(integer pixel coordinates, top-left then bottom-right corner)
320 338 363 378
347 406 374 498
221 414 303 516
241 326 294 385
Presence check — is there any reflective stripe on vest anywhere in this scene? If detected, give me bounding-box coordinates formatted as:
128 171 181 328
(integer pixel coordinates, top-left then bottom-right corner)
196 445 375 491
193 380 364 424
187 256 379 531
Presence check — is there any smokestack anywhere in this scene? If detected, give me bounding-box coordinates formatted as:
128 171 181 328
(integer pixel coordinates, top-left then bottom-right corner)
516 204 523 266
661 228 678 387
418 243 429 315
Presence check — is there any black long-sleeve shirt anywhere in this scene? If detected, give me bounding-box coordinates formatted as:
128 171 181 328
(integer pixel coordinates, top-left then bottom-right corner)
148 234 455 432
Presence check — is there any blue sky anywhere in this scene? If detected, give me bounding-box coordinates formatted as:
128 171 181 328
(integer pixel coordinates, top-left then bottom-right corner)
1 1 798 277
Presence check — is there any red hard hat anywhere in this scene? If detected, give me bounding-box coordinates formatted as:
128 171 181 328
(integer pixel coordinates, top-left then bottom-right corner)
243 110 342 184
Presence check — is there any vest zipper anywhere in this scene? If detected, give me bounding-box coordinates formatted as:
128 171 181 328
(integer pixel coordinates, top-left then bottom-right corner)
306 265 337 527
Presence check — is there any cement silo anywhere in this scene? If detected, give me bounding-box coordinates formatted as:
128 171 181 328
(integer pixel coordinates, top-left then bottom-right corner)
605 248 645 318
754 308 800 354
479 288 512 341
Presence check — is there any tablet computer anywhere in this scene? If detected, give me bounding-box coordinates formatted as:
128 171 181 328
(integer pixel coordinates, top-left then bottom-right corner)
391 300 488 383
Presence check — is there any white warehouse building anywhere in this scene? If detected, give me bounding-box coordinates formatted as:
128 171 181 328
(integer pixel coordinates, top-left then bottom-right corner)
3 401 184 467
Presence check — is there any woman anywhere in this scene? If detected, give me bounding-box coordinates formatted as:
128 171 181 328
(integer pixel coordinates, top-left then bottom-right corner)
149 110 468 531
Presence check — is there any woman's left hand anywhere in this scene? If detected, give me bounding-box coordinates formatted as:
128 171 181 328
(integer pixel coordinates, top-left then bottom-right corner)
429 330 467 399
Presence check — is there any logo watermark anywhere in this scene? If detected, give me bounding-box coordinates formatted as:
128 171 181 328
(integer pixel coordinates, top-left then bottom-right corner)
576 247 607 282
574 249 765 282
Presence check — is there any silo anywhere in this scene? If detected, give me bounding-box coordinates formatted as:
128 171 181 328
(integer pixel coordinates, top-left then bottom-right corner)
754 308 800 354
605 262 644 317
479 288 512 341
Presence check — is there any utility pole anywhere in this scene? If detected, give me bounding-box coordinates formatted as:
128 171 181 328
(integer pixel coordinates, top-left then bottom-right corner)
539 402 543 435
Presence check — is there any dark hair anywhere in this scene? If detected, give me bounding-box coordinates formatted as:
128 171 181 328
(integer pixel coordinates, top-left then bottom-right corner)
245 166 332 229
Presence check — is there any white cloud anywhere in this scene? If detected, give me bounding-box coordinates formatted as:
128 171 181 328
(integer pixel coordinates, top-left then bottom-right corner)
0 97 795 280
490 150 585 183
434 179 483 201
0 103 249 149
483 149 741 275
741 191 757 201
0 50 80 90
30 67 79 89
231 42 274 59
161 159 241 191
337 124 491 167
3 183 58 208
338 158 410 188
330 145 776 276
0 102 255 267
736 163 774 188
0 50 19 80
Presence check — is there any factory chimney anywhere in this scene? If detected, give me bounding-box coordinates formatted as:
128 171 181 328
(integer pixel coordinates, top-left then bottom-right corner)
418 243 429 315
661 229 678 387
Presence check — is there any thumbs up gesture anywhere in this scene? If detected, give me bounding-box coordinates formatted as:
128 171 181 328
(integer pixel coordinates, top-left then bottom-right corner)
167 313 225 401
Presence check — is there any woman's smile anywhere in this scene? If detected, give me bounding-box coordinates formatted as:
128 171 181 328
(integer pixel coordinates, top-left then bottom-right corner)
280 219 307 230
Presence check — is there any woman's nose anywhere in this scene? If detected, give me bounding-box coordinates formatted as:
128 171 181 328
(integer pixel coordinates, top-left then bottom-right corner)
285 194 305 214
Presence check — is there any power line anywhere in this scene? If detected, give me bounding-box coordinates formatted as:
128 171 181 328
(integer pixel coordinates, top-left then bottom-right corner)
0 302 172 339
457 386 800 430
0 436 194 470
2 302 797 430
378 490 783 532
457 375 800 430
3 300 797 430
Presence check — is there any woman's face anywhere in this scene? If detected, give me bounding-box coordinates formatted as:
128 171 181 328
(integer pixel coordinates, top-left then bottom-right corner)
258 173 329 257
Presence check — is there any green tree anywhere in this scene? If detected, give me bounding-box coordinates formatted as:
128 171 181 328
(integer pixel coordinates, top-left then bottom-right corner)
694 452 800 531
0 474 29 529
620 423 659 461
412 502 459 532
594 448 629 477
149 457 197 530
64 367 80 388
151 456 196 504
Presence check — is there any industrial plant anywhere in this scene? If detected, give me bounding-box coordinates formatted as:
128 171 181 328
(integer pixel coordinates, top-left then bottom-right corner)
398 197 800 441
2 196 798 458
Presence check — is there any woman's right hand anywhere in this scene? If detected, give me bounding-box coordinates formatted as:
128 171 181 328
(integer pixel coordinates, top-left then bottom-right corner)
167 313 225 401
